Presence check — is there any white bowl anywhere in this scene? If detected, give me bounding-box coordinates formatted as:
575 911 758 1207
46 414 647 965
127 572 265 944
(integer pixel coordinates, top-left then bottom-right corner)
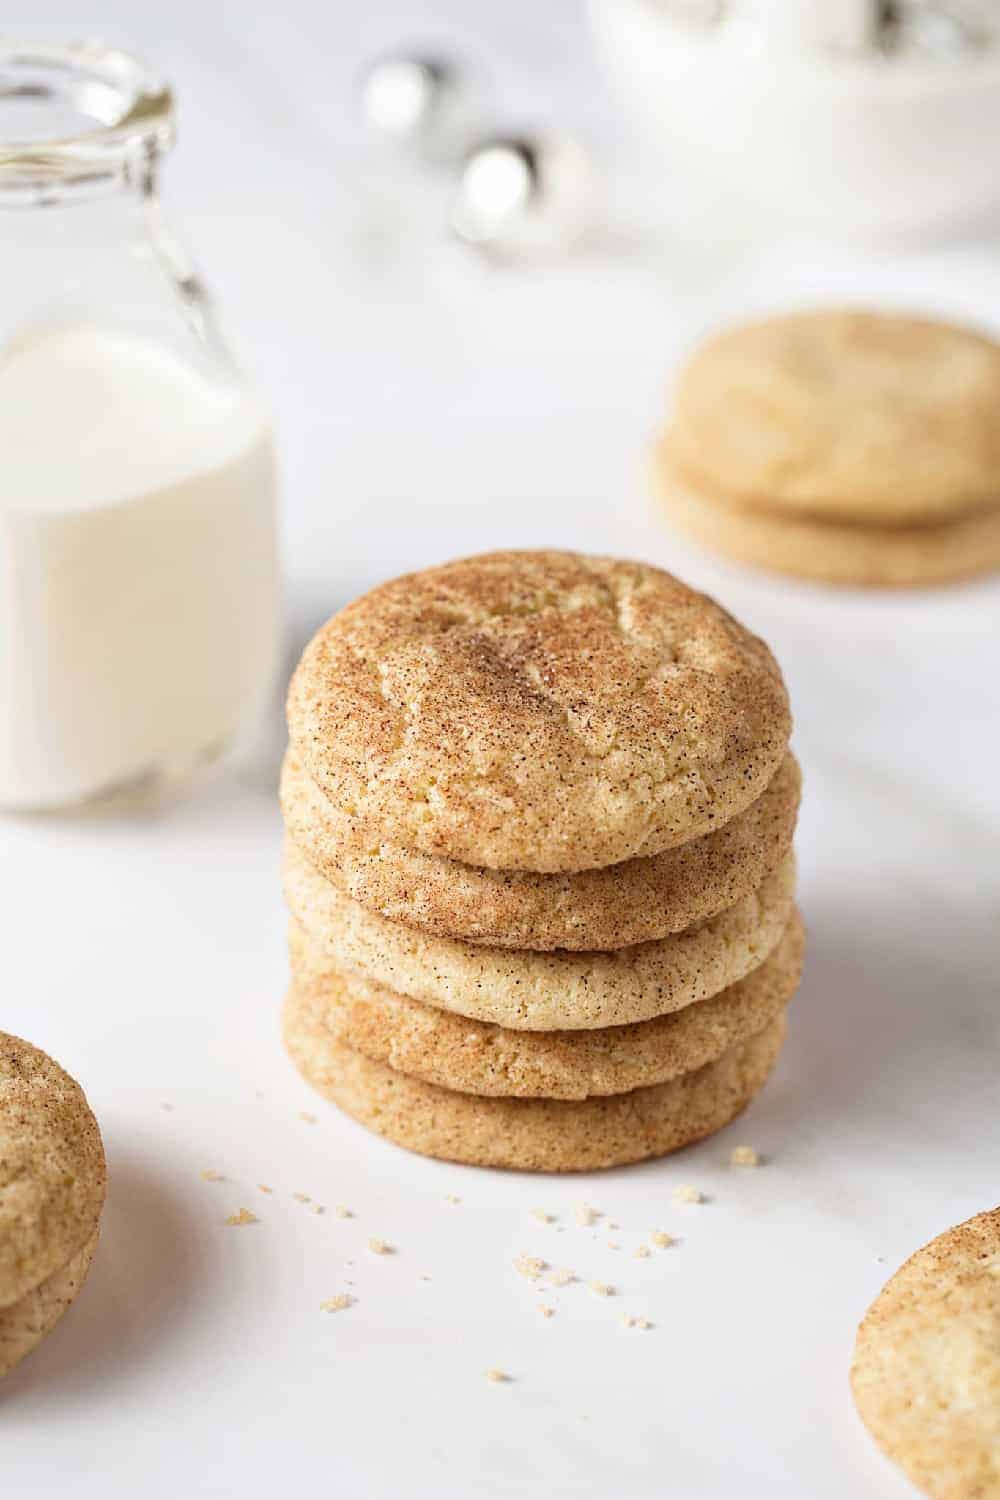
589 0 1000 241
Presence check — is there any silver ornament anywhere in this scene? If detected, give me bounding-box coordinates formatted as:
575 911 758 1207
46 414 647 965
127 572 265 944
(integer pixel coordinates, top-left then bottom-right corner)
450 133 594 259
878 1 991 55
359 54 476 163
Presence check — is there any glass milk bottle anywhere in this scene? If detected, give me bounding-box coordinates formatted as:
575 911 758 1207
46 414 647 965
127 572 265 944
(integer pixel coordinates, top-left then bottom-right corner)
0 43 281 811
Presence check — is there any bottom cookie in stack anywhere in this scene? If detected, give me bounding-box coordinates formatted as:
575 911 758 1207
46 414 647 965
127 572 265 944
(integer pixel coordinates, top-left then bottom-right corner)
283 913 803 1173
1 1033 106 1377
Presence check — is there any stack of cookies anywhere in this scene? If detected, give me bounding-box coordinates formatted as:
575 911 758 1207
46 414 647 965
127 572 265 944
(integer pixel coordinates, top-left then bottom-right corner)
654 308 1000 587
281 551 802 1172
1 1032 105 1377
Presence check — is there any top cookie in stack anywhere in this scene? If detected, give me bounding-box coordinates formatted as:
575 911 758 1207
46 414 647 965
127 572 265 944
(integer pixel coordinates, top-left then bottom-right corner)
281 550 801 1171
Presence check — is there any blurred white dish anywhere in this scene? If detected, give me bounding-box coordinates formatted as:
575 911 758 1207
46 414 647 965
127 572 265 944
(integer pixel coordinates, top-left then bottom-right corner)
589 0 1000 241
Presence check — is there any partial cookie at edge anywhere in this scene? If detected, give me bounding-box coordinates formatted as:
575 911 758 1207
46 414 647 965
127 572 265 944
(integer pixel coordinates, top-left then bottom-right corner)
0 1229 99 1378
284 1013 787 1172
281 751 801 950
0 1033 106 1309
851 1206 1000 1500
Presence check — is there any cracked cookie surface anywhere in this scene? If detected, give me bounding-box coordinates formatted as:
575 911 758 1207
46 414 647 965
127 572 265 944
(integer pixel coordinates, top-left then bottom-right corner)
286 551 791 872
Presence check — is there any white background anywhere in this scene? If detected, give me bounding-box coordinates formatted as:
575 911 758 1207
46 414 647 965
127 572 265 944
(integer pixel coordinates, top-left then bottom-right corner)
3 4 1000 1498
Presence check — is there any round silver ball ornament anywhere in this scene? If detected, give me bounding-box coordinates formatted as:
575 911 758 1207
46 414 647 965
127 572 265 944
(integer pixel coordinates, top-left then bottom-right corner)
360 54 478 164
450 132 595 259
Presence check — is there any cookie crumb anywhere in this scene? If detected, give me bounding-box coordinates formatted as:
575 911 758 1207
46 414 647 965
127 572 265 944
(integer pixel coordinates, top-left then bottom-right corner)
514 1254 547 1281
257 1184 273 1194
674 1185 703 1204
607 1241 620 1250
622 1314 652 1330
200 1169 225 1182
299 1111 317 1125
486 1368 510 1384
310 1204 325 1216
293 1192 311 1203
650 1230 674 1249
575 1203 600 1227
531 1208 554 1224
320 1294 353 1313
225 1208 258 1227
550 1267 575 1287
419 1274 432 1281
335 1204 352 1218
634 1245 651 1260
445 1193 461 1204
368 1237 393 1255
538 1304 555 1318
589 1280 613 1298
730 1145 761 1167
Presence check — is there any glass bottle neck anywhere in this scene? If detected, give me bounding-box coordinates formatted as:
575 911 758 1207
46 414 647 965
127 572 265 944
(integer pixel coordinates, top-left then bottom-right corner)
0 43 234 383
0 42 173 207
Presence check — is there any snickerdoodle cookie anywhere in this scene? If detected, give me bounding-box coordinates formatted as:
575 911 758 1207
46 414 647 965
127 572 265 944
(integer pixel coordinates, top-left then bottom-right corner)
285 845 796 1031
286 910 803 1100
0 1033 105 1376
284 1011 786 1172
851 1206 1000 1500
281 750 800 951
657 310 1000 585
656 459 1000 588
287 551 791 872
668 310 1000 523
0 1230 99 1377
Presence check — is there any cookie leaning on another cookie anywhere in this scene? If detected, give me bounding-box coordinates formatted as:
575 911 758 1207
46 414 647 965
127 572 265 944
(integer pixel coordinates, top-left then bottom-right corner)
851 1206 1000 1500
281 750 801 951
0 1032 105 1377
287 551 791 873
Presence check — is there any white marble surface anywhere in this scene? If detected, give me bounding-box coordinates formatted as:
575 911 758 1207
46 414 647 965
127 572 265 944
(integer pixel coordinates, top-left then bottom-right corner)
4 5 1000 1498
